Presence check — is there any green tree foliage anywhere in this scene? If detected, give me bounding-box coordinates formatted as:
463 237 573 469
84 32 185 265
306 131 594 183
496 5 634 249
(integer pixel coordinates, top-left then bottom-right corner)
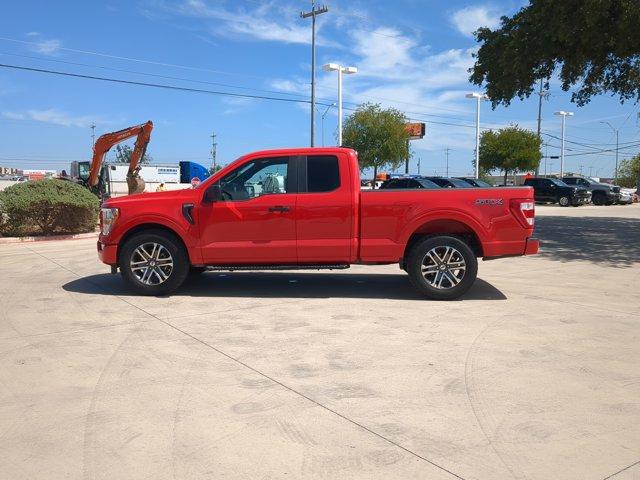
342 103 410 184
470 0 640 107
479 126 542 183
0 179 100 236
616 154 640 188
115 144 152 164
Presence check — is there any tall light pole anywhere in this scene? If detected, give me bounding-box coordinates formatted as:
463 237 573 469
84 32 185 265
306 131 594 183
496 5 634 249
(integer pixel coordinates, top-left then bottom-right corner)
445 147 451 177
323 63 357 146
554 111 574 178
90 123 96 147
466 92 489 178
600 121 619 182
301 2 328 147
321 103 336 146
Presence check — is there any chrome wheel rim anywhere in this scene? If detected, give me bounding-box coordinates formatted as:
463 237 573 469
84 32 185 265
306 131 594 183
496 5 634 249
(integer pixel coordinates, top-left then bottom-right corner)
559 197 569 206
130 242 173 285
421 246 466 290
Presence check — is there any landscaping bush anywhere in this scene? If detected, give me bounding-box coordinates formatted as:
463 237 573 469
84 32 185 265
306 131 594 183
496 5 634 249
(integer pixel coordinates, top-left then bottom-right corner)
0 179 100 236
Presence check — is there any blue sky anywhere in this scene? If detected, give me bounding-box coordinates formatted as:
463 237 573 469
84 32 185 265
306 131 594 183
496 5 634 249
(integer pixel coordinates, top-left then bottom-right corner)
1 0 638 178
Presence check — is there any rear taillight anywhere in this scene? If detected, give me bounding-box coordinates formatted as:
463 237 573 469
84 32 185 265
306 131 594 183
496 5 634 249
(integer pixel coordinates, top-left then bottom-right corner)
510 199 535 228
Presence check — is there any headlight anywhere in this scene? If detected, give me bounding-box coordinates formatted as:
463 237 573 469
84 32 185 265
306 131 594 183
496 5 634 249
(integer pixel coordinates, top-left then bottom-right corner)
100 207 119 236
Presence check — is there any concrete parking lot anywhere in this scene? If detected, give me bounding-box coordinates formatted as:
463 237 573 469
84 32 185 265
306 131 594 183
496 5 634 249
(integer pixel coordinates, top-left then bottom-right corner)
1 204 639 480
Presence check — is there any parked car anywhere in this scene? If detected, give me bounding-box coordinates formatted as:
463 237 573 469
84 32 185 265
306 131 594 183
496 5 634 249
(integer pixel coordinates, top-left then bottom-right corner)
455 177 493 187
422 177 473 188
562 176 620 205
379 177 441 189
523 177 591 206
97 147 539 300
618 190 633 205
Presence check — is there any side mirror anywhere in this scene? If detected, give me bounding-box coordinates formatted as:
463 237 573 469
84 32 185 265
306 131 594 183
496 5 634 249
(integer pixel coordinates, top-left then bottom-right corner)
203 184 223 203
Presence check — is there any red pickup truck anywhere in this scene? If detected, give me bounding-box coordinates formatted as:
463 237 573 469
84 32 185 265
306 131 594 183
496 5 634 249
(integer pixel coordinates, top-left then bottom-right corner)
98 147 538 300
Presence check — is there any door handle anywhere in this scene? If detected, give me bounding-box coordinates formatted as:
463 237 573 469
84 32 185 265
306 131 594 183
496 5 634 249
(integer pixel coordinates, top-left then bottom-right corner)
268 205 290 212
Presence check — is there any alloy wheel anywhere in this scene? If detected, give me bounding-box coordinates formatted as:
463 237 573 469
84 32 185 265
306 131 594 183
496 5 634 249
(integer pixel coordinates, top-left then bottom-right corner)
421 246 466 290
130 242 174 285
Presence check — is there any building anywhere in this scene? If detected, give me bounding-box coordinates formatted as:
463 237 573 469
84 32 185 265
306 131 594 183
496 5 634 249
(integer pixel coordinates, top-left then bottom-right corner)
0 166 21 176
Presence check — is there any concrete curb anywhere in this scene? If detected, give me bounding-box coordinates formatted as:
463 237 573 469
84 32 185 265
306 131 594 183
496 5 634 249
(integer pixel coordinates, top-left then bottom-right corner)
0 231 99 244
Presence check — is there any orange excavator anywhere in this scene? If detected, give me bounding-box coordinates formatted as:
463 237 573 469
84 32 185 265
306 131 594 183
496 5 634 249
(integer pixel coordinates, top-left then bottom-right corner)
83 121 153 197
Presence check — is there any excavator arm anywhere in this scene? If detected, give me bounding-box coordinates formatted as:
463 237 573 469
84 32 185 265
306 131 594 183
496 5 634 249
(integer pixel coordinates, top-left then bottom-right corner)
88 121 153 194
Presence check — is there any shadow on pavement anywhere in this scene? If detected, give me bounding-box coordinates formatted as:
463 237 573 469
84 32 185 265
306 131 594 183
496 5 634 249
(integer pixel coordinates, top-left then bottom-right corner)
63 272 506 301
535 215 640 267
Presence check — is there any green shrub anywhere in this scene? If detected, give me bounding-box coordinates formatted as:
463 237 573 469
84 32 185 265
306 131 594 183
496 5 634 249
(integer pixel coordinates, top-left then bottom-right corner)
0 179 100 236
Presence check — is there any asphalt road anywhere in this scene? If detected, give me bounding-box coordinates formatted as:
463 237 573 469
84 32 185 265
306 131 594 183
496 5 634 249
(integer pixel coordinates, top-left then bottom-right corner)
1 204 639 480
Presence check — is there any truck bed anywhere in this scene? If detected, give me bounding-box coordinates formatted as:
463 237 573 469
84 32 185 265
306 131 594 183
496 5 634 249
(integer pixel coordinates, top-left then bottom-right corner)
359 187 535 262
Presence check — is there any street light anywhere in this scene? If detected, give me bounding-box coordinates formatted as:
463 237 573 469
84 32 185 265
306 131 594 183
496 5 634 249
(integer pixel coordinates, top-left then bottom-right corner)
466 92 489 178
600 121 619 182
321 103 336 147
554 110 574 178
323 63 357 146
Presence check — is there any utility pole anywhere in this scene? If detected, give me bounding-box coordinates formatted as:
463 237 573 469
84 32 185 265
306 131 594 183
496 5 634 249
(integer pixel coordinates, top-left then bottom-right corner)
535 79 549 176
600 121 619 182
90 123 96 148
301 2 328 147
445 147 451 177
210 132 217 172
579 165 584 176
417 157 421 175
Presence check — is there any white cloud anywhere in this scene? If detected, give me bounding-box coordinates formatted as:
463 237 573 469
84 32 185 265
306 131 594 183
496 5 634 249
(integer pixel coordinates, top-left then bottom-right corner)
451 5 501 37
169 0 337 46
21 32 63 55
2 109 97 128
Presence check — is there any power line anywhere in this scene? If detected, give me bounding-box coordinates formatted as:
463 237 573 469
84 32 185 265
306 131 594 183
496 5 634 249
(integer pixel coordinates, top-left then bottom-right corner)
0 63 316 104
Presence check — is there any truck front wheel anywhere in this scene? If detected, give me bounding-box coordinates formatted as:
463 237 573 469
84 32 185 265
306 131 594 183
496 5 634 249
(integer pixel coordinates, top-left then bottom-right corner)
406 236 478 300
119 230 189 296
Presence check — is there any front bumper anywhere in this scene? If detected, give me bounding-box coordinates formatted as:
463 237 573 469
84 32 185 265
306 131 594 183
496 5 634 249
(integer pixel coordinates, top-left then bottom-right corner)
97 241 118 265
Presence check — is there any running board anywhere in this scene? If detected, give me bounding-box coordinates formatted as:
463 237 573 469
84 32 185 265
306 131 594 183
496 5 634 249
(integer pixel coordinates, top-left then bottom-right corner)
202 264 350 272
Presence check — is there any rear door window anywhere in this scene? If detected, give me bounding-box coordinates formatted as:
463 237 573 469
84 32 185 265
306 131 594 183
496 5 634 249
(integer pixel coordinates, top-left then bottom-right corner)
306 155 340 192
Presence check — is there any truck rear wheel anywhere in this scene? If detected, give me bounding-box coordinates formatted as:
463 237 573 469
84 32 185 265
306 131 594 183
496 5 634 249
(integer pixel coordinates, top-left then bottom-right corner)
406 236 478 300
119 230 189 296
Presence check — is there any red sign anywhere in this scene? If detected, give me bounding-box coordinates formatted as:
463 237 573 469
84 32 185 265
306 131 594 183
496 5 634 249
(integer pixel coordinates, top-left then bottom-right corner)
405 122 426 140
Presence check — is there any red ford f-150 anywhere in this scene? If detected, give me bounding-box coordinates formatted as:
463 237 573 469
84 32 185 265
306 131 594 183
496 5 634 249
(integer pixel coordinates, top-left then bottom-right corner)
98 148 539 300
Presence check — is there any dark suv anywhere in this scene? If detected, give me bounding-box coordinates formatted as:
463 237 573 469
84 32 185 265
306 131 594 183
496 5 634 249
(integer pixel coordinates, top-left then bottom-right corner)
523 178 591 206
562 177 620 205
379 177 441 189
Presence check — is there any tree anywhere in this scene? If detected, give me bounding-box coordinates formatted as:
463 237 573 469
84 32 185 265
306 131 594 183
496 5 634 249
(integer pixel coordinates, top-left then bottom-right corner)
342 103 410 185
114 144 152 164
616 154 640 189
479 126 542 184
470 0 640 108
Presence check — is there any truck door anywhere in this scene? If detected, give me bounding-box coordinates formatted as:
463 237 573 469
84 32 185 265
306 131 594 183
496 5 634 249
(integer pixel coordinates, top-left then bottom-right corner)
197 156 297 264
295 154 354 263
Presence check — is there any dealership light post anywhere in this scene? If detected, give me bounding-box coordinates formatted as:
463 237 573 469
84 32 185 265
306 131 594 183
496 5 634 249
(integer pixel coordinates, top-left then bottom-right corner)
466 92 489 178
323 63 357 146
554 111 574 179
600 121 619 182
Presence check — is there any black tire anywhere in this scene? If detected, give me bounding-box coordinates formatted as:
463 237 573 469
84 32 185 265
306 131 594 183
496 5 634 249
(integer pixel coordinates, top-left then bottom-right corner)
119 229 189 295
558 196 571 207
406 235 478 300
592 192 606 206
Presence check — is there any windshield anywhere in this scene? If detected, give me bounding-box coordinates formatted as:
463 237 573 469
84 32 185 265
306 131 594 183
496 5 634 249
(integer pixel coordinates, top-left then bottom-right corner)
470 178 492 187
447 178 473 188
416 179 441 189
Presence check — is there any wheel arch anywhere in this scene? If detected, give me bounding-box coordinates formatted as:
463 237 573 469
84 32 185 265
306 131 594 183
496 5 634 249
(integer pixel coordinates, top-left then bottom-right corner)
402 219 484 268
118 223 192 265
